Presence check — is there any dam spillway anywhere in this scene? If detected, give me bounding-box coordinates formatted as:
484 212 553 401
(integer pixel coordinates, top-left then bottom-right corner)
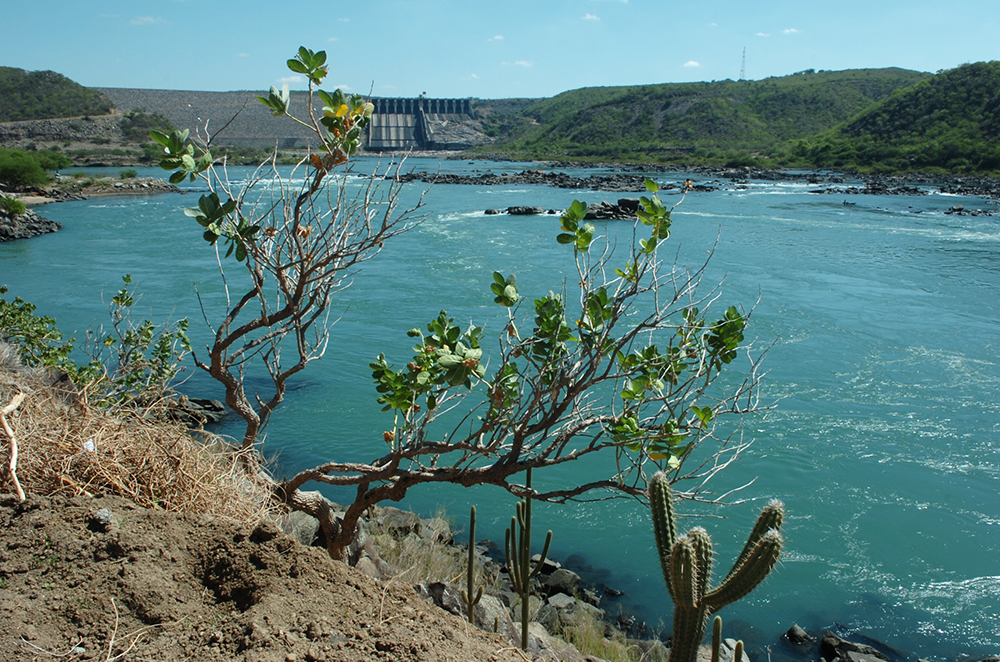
367 97 478 150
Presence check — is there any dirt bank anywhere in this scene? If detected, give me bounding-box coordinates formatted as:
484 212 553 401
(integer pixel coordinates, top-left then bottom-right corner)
0 493 527 662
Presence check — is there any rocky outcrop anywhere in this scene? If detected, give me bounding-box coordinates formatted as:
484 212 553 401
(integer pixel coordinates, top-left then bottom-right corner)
0 209 61 241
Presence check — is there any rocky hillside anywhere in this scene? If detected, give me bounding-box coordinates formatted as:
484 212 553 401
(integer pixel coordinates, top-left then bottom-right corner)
0 68 113 122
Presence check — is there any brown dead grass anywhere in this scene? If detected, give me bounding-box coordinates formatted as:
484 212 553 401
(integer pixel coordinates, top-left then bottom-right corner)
0 345 276 523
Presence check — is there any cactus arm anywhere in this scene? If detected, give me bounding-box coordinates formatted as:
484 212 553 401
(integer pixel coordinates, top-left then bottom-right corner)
722 499 784 583
705 529 782 612
528 529 553 581
710 616 723 662
688 527 713 600
650 472 679 589
734 640 745 662
462 505 483 624
669 537 698 608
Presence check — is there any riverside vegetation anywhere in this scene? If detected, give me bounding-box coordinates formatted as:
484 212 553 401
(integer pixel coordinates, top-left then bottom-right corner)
6 59 1000 174
0 46 784 661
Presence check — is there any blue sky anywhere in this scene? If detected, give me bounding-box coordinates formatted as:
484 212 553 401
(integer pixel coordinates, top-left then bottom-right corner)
3 1 999 98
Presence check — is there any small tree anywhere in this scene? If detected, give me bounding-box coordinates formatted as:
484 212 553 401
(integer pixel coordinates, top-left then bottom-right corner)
156 47 766 562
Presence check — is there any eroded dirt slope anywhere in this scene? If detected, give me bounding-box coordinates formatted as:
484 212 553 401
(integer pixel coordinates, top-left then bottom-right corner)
0 494 525 662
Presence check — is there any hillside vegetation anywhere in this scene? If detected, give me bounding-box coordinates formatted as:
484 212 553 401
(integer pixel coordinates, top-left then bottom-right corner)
484 68 931 163
0 67 113 122
793 61 1000 173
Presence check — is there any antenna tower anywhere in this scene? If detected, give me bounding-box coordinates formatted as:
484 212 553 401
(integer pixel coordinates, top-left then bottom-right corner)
740 47 746 80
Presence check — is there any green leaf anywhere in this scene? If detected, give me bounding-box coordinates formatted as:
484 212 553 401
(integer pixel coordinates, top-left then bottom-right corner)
644 178 659 193
169 171 187 184
556 233 576 244
287 59 310 74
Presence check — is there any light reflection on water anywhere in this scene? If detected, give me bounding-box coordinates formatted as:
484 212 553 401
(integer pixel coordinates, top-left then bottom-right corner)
3 161 1000 659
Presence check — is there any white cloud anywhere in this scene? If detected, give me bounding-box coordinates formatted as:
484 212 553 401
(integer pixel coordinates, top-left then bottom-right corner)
708 22 718 27
684 61 700 68
236 52 250 58
783 28 798 34
327 37 339 42
338 17 350 22
513 60 532 67
131 16 166 25
582 13 600 20
756 32 770 37
489 35 504 41
469 73 479 79
277 75 307 86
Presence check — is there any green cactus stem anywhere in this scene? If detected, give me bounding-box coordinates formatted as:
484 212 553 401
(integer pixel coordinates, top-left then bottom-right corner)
649 471 783 662
505 468 553 651
461 505 483 624
711 616 723 662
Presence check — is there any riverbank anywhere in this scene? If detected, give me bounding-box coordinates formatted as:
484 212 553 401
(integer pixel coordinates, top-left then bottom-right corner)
393 165 1000 202
0 175 180 241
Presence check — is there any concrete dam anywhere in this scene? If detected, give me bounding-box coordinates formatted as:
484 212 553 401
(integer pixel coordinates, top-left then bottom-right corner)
367 97 484 151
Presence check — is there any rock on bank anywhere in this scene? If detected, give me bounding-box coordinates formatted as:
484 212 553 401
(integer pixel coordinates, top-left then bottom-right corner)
0 208 61 241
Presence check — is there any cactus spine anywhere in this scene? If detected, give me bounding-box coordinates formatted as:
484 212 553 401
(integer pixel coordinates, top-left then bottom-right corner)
650 471 783 662
461 505 483 624
505 468 553 651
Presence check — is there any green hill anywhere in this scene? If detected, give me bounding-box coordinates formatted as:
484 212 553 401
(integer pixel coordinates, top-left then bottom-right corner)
0 67 113 122
482 68 931 163
793 61 1000 173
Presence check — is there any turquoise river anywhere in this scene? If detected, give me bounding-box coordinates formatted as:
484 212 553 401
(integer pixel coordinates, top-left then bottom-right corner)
2 159 999 660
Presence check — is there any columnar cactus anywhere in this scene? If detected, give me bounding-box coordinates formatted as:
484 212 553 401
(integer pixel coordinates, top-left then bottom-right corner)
650 471 783 662
461 505 483 624
505 468 553 651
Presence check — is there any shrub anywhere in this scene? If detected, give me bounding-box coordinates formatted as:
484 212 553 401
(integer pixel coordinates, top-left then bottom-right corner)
0 195 26 216
0 149 50 188
119 169 138 179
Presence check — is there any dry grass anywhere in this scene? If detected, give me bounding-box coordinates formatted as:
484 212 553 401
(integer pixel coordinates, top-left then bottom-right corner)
369 508 500 589
562 608 668 662
0 346 276 523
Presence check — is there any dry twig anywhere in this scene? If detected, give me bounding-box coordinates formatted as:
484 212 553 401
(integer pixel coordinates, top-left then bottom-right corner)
2 391 26 501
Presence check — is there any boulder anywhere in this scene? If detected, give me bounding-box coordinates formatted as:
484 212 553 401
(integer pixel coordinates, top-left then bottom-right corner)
279 510 320 547
506 206 544 215
0 209 61 242
542 568 582 596
378 507 423 537
820 631 890 662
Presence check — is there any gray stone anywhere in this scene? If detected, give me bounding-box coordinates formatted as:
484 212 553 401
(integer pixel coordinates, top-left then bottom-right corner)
786 624 812 644
547 593 576 609
820 632 890 662
421 516 452 544
506 206 544 215
378 507 423 537
543 568 581 596
89 508 116 532
531 554 561 574
279 510 320 547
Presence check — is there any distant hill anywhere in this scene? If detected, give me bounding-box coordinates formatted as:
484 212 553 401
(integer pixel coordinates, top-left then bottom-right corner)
484 68 932 163
0 67 113 122
794 61 1000 173
96 88 320 149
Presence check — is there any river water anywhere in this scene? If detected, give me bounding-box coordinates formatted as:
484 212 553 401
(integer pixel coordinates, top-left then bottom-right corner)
2 159 999 660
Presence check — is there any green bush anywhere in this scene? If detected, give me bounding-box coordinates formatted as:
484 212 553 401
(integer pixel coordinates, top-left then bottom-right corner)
0 150 50 188
0 195 26 216
119 169 138 179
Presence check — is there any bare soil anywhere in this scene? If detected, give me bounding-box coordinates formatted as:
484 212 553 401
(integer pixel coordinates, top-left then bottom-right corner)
0 493 527 662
